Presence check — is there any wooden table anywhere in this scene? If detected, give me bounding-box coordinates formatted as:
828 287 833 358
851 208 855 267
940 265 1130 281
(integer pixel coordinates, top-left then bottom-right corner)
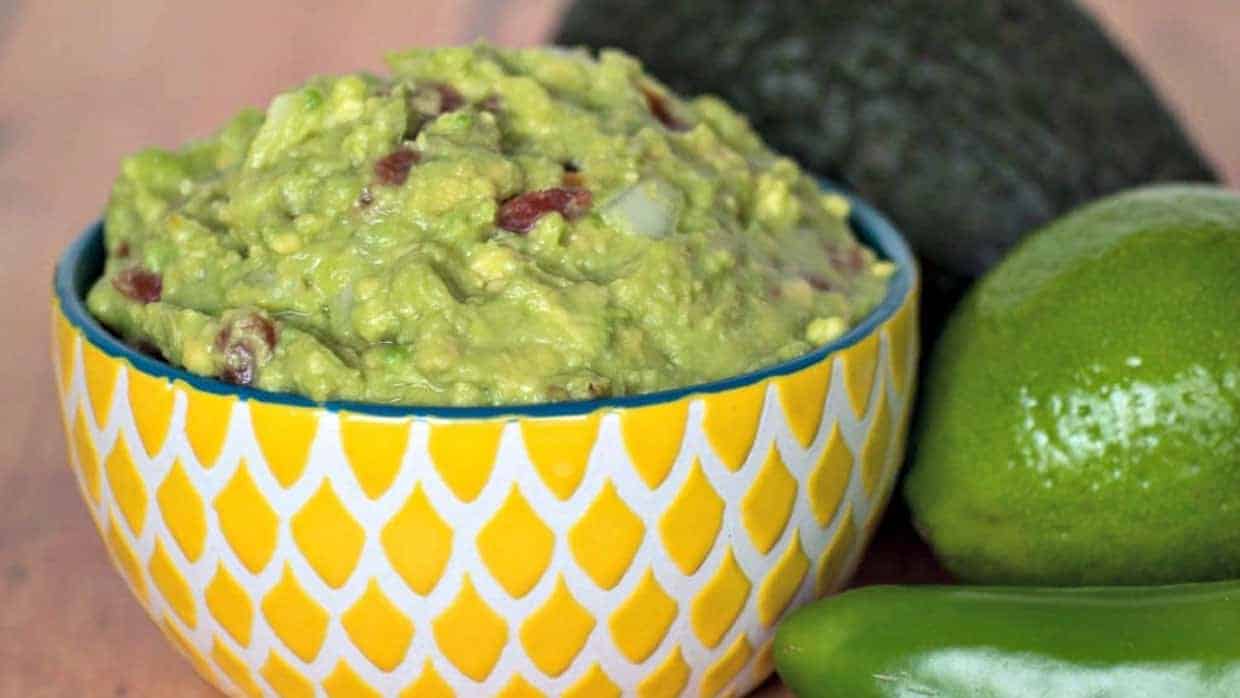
1 1 1235 695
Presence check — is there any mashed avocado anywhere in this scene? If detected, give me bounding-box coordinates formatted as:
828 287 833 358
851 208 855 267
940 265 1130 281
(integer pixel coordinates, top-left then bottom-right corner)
87 44 891 406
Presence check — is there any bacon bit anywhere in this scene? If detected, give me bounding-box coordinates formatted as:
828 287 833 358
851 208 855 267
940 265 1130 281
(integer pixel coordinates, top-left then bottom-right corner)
215 313 278 353
641 85 689 131
357 187 374 207
498 187 593 234
587 381 612 399
215 313 278 387
218 343 255 386
374 148 420 186
112 267 162 304
115 241 130 259
434 83 465 113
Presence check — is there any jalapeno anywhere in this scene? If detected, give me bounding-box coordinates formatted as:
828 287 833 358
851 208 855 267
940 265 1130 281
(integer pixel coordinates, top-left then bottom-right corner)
775 581 1240 697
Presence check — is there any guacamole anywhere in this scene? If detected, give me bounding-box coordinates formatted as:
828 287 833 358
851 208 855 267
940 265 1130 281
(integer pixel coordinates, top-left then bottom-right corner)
87 44 891 406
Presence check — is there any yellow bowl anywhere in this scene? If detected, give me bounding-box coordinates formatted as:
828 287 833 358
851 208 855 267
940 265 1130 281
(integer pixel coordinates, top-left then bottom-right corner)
51 190 918 697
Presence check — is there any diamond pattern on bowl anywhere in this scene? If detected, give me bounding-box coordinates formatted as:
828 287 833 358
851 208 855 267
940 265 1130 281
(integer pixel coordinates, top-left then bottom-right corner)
807 424 851 527
563 663 621 698
54 280 918 697
213 637 263 697
637 646 691 698
214 460 279 574
700 634 752 698
659 459 724 575
477 485 555 599
702 382 766 471
183 389 234 469
776 359 832 448
157 458 206 562
81 341 118 428
105 435 148 536
690 549 750 649
815 505 857 597
741 446 797 555
432 575 508 681
620 400 689 489
105 511 146 602
843 333 880 418
206 563 254 646
521 413 601 500
401 660 454 698
324 659 382 698
609 569 677 663
569 480 645 590
519 575 595 678
251 401 318 488
71 409 101 503
382 484 454 596
292 480 365 589
262 564 330 663
861 387 893 495
149 539 196 628
756 531 810 627
497 673 546 698
128 369 176 458
340 414 411 499
261 650 315 698
343 580 415 672
427 421 504 503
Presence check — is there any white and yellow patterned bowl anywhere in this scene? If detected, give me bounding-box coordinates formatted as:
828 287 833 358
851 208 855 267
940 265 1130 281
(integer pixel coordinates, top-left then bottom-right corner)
51 190 918 698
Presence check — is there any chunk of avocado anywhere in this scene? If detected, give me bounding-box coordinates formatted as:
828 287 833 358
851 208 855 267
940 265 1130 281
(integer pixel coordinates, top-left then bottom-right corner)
556 0 1218 338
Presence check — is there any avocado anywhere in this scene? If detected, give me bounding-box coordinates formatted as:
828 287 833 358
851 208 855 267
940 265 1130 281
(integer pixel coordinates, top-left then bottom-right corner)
556 0 1218 338
905 185 1240 585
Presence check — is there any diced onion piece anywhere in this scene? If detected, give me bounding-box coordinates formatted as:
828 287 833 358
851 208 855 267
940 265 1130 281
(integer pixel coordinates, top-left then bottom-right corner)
600 178 683 238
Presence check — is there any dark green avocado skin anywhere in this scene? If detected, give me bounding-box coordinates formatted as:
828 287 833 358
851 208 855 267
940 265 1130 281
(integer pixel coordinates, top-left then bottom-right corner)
555 0 1218 339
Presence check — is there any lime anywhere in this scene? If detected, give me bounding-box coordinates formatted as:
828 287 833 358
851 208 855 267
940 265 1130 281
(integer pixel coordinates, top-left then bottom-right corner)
905 185 1240 585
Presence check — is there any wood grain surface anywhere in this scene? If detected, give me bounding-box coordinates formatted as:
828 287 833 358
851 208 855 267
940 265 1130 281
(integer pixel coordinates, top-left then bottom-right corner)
0 2 1235 696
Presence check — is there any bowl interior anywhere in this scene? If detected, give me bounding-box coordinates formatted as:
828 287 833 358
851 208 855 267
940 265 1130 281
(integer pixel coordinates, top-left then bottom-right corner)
55 184 917 419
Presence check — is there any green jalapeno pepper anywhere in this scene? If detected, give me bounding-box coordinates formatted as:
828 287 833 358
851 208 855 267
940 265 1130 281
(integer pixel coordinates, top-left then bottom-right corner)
774 581 1240 697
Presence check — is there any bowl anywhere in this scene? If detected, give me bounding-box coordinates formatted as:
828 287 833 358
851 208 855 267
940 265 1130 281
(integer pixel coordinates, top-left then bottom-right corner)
50 188 918 697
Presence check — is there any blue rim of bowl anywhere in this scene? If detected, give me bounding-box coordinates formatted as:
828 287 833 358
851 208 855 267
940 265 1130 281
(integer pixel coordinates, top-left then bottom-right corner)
54 182 916 419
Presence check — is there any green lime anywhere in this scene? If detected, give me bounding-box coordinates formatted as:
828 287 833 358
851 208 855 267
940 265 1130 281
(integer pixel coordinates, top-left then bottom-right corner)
905 185 1240 585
